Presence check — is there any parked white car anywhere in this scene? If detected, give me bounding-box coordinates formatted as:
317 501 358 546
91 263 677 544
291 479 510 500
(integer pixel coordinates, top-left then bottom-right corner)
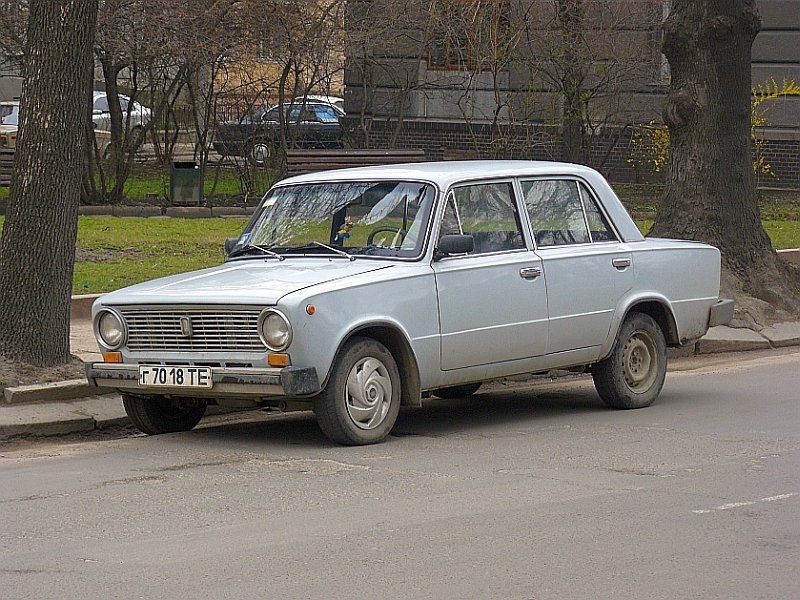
0 98 113 155
295 95 344 111
86 161 733 445
0 100 20 148
92 91 151 131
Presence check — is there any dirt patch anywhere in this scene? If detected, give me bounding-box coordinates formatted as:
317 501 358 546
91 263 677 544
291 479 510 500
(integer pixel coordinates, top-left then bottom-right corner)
75 247 143 262
0 355 86 394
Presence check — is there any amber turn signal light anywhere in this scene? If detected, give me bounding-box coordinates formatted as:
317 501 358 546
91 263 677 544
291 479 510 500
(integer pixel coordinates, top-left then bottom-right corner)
102 351 122 363
268 353 289 367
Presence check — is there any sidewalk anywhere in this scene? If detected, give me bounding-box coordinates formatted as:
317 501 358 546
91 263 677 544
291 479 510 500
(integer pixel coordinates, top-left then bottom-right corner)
2 313 800 441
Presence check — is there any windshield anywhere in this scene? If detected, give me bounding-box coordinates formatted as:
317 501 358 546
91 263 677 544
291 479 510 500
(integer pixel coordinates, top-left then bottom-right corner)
0 105 18 125
231 181 436 259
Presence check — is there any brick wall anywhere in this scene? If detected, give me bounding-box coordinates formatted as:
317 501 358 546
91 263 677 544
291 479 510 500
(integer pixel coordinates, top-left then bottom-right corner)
342 117 800 189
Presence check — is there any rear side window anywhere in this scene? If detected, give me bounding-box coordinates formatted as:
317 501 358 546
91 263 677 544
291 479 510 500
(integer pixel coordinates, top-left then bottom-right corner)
579 183 617 242
440 181 525 255
522 179 617 247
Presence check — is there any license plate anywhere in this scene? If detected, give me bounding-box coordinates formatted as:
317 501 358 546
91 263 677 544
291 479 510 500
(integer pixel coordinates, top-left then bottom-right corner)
138 365 213 389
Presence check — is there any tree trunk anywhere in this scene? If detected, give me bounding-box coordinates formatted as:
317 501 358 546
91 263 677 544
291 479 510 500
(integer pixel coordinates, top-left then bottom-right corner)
0 0 98 365
650 0 800 314
557 0 586 164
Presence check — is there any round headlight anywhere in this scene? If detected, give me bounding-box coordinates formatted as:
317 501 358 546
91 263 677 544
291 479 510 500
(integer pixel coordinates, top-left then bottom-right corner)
97 309 126 349
259 309 292 351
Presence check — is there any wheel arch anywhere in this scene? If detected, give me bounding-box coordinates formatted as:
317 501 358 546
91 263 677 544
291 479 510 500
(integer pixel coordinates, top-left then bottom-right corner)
622 300 680 346
601 297 680 360
326 322 422 407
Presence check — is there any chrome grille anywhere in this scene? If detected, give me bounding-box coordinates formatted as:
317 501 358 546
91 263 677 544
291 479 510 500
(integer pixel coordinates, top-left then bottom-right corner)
120 307 266 352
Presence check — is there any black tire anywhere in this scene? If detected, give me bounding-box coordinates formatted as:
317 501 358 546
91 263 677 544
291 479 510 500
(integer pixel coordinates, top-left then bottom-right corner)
122 393 207 435
433 382 482 399
592 312 667 409
313 337 401 445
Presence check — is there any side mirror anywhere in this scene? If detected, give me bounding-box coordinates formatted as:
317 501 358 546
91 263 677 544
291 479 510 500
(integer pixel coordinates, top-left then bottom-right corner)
434 234 474 261
224 237 239 255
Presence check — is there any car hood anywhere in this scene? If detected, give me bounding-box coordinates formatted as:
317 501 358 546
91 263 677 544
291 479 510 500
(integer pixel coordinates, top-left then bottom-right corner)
98 259 394 307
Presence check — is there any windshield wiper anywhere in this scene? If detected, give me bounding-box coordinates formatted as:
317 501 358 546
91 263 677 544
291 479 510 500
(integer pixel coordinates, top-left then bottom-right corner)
292 241 356 261
229 243 285 261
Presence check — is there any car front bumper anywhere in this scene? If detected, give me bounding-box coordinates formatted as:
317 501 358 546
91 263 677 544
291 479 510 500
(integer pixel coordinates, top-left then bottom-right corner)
85 362 320 398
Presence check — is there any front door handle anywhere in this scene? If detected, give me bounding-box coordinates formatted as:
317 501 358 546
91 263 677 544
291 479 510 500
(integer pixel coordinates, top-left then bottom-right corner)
612 257 631 269
519 266 543 280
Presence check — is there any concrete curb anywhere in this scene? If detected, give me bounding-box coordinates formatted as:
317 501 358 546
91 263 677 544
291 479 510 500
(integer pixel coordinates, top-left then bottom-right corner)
71 294 103 321
0 394 128 439
696 322 800 354
777 248 800 266
0 396 256 440
77 206 256 218
4 379 111 405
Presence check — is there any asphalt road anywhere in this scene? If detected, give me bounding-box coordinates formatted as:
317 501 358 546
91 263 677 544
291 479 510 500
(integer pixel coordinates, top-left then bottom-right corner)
2 350 799 599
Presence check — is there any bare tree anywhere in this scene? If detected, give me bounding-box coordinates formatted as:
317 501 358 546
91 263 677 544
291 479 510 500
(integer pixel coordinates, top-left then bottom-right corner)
512 0 662 165
345 0 430 148
0 0 27 73
0 0 98 365
650 0 800 320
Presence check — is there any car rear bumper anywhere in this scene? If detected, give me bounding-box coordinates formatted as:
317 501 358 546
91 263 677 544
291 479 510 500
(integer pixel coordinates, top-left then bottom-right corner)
85 362 320 398
709 298 735 327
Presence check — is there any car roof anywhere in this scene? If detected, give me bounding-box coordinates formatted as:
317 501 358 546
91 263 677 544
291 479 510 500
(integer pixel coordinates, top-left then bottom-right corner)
93 91 131 99
297 94 343 104
280 160 602 188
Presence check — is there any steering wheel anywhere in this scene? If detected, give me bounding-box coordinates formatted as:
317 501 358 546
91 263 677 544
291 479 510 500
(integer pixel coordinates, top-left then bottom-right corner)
367 226 406 248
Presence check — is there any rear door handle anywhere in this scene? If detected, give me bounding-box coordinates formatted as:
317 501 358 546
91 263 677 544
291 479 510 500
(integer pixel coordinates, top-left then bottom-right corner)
519 266 542 280
612 257 631 269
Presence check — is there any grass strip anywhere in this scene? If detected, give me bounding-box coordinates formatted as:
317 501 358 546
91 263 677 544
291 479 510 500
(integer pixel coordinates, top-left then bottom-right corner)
0 215 798 295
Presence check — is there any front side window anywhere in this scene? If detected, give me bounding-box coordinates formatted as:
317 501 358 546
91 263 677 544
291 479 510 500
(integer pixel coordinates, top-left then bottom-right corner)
230 181 436 260
439 181 524 254
263 107 280 122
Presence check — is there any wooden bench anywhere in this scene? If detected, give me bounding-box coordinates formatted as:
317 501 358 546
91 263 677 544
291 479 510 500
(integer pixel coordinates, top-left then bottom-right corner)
285 149 426 177
0 147 14 186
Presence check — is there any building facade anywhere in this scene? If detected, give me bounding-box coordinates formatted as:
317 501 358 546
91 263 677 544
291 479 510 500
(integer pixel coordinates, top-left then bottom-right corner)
343 0 800 188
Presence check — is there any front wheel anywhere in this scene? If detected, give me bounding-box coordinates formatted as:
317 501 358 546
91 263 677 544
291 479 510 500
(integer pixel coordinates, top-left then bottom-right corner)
313 337 401 445
122 393 207 435
592 312 667 409
247 141 272 167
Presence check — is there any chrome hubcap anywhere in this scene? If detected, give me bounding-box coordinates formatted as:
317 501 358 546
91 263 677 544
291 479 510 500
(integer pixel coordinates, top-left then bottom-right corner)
623 330 658 393
251 144 270 164
345 357 393 430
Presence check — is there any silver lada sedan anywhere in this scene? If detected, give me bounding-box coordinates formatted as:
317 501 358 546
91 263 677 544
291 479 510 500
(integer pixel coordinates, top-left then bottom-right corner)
86 161 734 445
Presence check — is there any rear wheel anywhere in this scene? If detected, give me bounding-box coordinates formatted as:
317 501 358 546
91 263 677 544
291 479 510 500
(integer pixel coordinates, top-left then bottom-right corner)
313 337 401 445
433 382 481 399
122 393 207 435
592 312 667 409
